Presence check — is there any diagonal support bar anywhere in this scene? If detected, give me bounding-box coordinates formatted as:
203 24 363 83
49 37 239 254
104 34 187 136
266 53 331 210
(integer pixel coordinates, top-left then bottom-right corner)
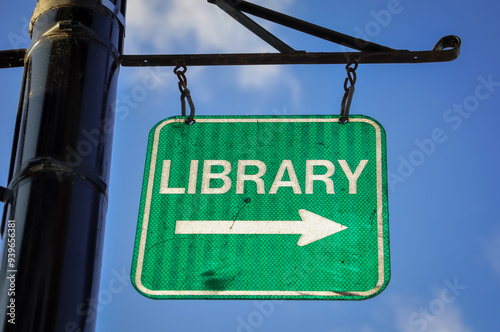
208 0 296 53
210 0 393 52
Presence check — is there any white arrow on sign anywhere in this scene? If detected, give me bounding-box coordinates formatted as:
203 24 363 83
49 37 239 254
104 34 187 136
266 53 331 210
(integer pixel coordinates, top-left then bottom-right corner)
175 209 347 246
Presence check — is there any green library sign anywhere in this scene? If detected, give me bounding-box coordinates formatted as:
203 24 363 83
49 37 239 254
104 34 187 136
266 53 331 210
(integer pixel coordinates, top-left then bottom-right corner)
132 115 390 300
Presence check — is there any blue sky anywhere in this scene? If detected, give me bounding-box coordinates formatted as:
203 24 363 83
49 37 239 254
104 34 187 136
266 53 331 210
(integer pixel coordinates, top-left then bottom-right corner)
1 1 500 331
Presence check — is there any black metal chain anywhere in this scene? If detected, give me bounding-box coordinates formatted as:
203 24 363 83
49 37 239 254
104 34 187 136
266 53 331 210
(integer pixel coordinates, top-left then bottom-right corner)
174 65 195 124
339 60 358 124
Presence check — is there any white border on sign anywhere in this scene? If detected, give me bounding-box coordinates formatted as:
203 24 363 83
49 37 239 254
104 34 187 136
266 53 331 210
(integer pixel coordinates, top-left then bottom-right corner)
134 117 386 298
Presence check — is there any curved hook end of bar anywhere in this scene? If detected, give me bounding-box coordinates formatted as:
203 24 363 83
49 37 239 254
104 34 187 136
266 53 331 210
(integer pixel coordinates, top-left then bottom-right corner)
433 35 461 53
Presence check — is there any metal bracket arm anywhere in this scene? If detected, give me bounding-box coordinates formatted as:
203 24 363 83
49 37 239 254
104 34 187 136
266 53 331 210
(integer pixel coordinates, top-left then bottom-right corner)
120 0 460 67
1 2 461 69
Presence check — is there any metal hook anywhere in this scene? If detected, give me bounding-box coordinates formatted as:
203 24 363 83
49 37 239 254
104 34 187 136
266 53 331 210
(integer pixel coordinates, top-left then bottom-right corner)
339 86 355 124
174 65 195 124
339 60 358 124
180 88 195 125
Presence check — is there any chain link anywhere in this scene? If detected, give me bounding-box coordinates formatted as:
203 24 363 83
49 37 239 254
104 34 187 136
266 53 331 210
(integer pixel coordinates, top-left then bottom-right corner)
174 65 187 91
339 60 358 124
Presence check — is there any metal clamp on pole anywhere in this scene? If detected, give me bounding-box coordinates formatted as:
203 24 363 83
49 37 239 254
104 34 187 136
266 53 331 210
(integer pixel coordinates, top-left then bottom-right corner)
0 186 11 203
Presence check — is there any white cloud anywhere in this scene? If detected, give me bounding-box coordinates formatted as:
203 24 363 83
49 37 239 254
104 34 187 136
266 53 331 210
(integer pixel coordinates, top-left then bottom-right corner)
124 0 300 93
389 294 473 332
399 305 472 332
126 0 295 53
425 307 472 332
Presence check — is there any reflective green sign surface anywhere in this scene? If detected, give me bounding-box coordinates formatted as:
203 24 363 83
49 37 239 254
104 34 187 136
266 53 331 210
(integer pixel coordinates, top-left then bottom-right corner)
132 115 390 300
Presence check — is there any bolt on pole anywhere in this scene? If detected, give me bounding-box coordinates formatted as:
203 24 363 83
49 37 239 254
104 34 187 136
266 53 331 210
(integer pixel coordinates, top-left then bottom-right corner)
0 1 126 331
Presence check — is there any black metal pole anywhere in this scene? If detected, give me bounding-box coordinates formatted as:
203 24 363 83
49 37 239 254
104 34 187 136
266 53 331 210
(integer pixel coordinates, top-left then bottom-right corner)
0 1 126 331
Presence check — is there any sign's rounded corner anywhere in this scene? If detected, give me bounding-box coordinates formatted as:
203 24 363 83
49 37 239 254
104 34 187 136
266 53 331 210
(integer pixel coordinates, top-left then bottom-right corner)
358 273 391 301
350 114 387 137
130 272 159 300
148 116 186 136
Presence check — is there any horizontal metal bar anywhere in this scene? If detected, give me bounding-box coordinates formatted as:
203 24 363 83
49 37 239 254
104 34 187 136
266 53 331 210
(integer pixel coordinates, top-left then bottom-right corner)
230 0 393 52
0 49 27 68
120 35 460 67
